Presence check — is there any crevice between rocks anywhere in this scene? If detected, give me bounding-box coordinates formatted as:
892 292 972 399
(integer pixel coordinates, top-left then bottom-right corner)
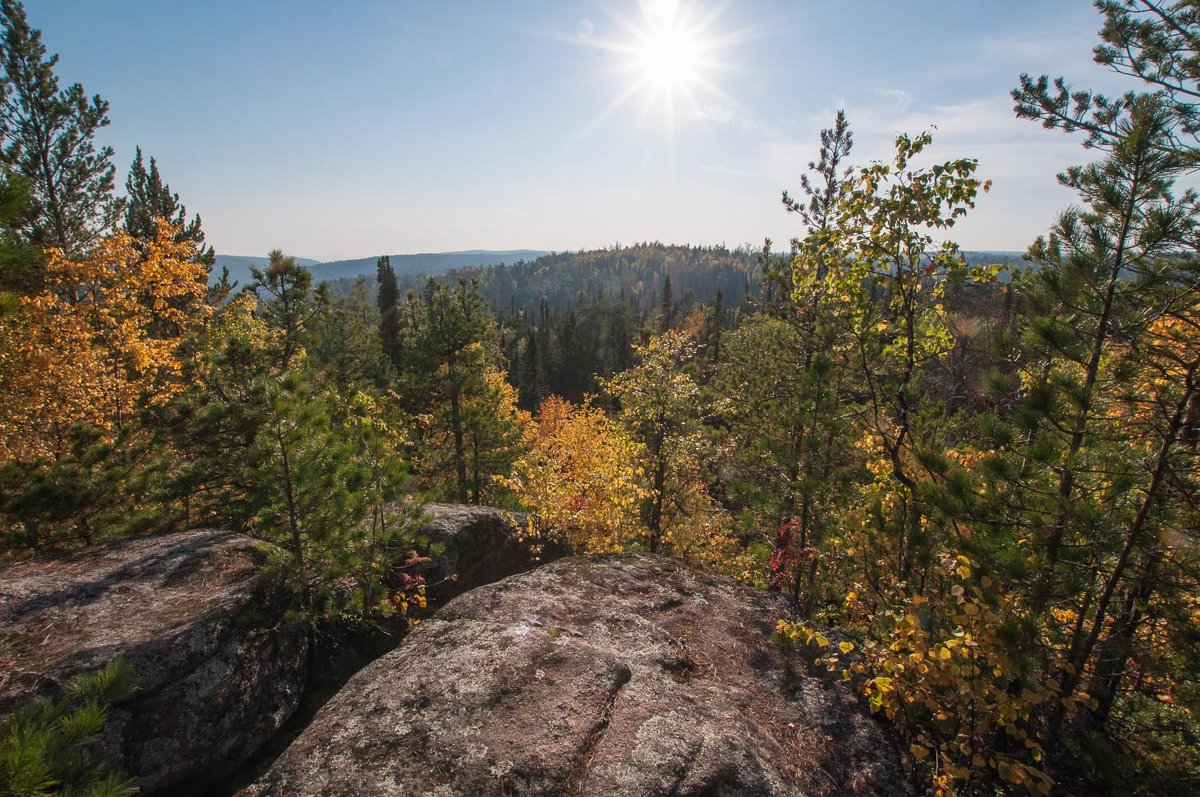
565 663 632 797
182 617 410 797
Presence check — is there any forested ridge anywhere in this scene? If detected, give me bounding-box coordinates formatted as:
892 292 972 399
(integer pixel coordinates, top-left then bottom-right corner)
1 1 1199 795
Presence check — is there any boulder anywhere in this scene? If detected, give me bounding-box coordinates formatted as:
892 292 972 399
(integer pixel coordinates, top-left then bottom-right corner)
242 554 903 797
0 530 308 793
414 503 569 603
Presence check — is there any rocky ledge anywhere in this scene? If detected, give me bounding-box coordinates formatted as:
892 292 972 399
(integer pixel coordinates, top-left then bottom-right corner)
242 554 903 797
0 530 308 793
413 502 569 602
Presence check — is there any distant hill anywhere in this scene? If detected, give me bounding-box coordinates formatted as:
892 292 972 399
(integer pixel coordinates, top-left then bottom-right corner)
961 251 1025 282
211 250 550 289
212 254 322 288
308 250 550 283
962 250 1024 266
317 245 1029 317
385 243 760 318
400 247 1024 316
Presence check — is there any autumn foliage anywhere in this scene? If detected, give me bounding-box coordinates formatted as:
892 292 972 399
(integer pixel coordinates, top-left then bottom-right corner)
0 222 208 461
500 395 644 553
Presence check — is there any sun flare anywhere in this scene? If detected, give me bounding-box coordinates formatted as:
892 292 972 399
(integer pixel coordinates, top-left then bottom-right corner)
632 1 705 91
566 0 754 148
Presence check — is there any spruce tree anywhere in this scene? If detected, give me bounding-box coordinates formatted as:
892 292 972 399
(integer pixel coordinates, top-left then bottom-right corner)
376 254 402 370
0 0 120 259
123 146 214 267
659 273 674 332
519 330 542 410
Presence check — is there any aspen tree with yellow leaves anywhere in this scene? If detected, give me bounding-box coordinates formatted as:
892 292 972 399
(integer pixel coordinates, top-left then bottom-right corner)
0 223 208 463
499 395 645 553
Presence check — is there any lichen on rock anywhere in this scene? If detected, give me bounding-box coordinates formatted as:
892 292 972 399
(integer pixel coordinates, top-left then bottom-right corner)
0 530 308 793
243 553 903 797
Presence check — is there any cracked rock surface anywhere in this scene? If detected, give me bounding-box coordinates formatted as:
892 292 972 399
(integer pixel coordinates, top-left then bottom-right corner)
0 530 308 793
241 554 902 797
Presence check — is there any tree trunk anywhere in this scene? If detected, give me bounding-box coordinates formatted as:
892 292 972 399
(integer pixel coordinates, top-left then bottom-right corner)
277 425 309 614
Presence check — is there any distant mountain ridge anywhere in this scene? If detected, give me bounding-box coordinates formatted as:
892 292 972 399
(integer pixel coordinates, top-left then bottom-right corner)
212 254 322 288
309 250 550 282
214 248 1024 293
212 250 550 288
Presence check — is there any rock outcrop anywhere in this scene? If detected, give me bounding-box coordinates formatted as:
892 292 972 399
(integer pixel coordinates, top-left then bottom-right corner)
0 530 308 793
414 503 569 602
243 554 903 797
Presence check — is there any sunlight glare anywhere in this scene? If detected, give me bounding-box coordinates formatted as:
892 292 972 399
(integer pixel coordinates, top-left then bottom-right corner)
633 12 703 91
645 0 681 23
631 0 709 95
565 0 757 152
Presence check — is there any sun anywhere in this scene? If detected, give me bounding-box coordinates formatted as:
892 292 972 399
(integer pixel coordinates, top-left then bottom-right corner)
632 0 705 92
568 0 749 141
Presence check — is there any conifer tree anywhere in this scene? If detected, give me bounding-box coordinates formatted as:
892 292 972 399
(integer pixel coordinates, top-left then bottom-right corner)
0 0 120 260
401 278 526 503
537 296 552 399
783 110 854 237
1013 0 1200 161
659 273 674 332
0 170 37 305
0 659 137 797
1007 8 1200 757
518 329 543 410
253 371 369 616
1005 81 1200 766
249 251 323 370
123 147 214 267
376 254 402 370
307 277 388 392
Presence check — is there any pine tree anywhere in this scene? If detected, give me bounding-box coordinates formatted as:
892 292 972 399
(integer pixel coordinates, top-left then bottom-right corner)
123 147 214 267
0 0 120 260
1005 100 1200 746
1013 0 1200 161
401 278 528 503
307 277 388 392
249 251 323 370
0 170 37 306
0 659 137 797
253 371 369 616
782 110 854 239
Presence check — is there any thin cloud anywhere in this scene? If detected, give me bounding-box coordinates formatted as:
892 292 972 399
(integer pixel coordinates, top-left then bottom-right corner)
872 87 915 114
689 102 760 133
700 164 755 178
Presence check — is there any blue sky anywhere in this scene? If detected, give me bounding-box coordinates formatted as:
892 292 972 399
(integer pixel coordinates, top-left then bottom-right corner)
27 0 1127 260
